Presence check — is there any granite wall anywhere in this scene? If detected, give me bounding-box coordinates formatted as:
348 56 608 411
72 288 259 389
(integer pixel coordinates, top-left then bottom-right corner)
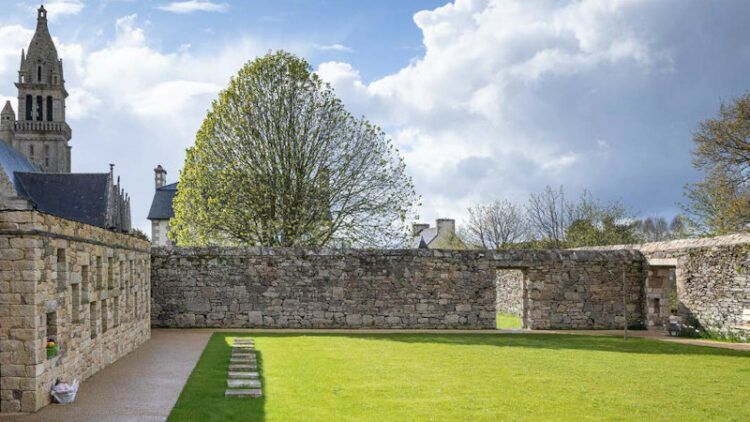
0 210 151 413
151 247 645 330
586 234 750 339
495 269 524 318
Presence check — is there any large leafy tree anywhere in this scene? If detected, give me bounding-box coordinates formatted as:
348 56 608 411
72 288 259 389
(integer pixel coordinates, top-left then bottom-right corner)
170 51 418 247
683 93 750 234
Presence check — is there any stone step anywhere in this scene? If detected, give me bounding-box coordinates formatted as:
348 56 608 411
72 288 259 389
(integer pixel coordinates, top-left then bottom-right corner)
225 389 262 398
232 340 254 344
232 346 255 351
227 379 262 389
232 353 255 358
228 371 259 379
229 364 257 371
230 357 256 363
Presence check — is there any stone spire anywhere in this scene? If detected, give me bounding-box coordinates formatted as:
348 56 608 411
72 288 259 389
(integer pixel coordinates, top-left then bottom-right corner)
13 5 72 172
0 102 15 143
20 5 65 88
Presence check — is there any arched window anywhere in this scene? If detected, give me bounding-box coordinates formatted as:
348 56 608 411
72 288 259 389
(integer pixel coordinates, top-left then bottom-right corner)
29 145 34 158
37 66 42 83
46 96 53 121
36 96 43 121
25 95 33 120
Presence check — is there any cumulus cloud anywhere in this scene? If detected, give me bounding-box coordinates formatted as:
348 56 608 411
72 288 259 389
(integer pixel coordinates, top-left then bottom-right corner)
317 0 695 223
157 1 228 14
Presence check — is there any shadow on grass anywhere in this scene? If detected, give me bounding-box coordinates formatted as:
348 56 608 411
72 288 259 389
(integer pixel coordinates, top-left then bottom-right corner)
238 332 749 358
167 333 266 422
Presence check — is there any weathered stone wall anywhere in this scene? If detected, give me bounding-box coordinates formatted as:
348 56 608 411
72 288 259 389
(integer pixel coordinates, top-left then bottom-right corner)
152 248 498 329
579 234 750 339
0 210 151 413
151 247 644 331
495 269 524 317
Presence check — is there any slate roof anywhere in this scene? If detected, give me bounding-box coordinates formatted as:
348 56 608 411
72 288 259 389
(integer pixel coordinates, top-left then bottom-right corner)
14 172 111 227
0 141 39 182
148 182 178 220
410 227 438 248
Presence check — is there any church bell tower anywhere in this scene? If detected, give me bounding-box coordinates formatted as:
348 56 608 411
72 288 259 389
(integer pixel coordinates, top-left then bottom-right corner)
14 5 72 173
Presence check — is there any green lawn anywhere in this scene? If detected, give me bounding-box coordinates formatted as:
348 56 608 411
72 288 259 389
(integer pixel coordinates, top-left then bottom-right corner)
168 333 750 422
497 312 523 329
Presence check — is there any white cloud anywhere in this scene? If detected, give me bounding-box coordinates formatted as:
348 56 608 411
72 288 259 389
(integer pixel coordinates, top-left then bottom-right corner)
316 0 671 225
313 44 353 53
39 0 85 19
157 1 228 14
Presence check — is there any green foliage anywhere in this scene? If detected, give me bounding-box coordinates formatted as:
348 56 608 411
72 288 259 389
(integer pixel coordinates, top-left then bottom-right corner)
682 170 750 235
683 92 750 235
170 51 418 247
565 216 640 248
129 228 150 242
170 332 750 421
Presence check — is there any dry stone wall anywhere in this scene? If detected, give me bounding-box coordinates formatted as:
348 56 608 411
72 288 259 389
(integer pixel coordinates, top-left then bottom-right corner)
584 234 750 339
495 269 524 317
151 247 645 331
0 210 151 413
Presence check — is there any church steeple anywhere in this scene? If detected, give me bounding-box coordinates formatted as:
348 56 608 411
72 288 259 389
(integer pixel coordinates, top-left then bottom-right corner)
11 4 72 172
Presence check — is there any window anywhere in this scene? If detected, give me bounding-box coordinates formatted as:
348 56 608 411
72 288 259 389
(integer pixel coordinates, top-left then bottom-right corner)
101 300 108 333
25 95 32 120
37 65 42 82
96 256 103 289
108 257 114 289
36 95 43 121
44 145 50 167
90 302 98 339
29 145 34 158
56 248 67 288
46 311 58 347
46 96 53 121
71 283 81 322
113 297 120 327
82 264 90 302
53 75 58 84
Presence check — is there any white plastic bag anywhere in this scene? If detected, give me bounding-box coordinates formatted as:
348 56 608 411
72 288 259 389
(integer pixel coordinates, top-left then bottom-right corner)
50 379 79 404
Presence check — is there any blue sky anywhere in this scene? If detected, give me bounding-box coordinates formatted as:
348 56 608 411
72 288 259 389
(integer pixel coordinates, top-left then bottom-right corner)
1 0 750 235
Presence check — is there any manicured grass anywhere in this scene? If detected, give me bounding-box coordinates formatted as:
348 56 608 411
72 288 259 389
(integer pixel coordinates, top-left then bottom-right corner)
496 312 523 329
168 332 750 421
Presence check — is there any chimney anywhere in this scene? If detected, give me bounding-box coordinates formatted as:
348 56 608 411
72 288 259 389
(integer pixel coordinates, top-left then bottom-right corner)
154 165 167 188
412 223 429 237
436 218 455 236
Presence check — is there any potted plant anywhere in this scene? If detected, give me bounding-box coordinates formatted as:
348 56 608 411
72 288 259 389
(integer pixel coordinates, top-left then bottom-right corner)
46 338 59 358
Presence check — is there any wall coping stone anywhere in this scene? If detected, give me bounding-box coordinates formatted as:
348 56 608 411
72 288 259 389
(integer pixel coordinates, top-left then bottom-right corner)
572 232 750 253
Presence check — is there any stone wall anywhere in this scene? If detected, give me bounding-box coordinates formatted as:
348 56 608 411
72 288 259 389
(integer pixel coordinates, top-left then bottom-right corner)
578 233 750 339
151 247 644 331
0 210 151 413
495 269 524 317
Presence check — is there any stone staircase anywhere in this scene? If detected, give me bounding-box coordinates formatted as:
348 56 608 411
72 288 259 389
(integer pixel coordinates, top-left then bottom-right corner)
225 337 262 397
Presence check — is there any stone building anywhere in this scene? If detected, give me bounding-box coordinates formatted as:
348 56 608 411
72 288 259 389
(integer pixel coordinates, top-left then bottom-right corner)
411 218 466 249
0 7 150 414
147 165 177 246
0 6 71 173
0 7 131 233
